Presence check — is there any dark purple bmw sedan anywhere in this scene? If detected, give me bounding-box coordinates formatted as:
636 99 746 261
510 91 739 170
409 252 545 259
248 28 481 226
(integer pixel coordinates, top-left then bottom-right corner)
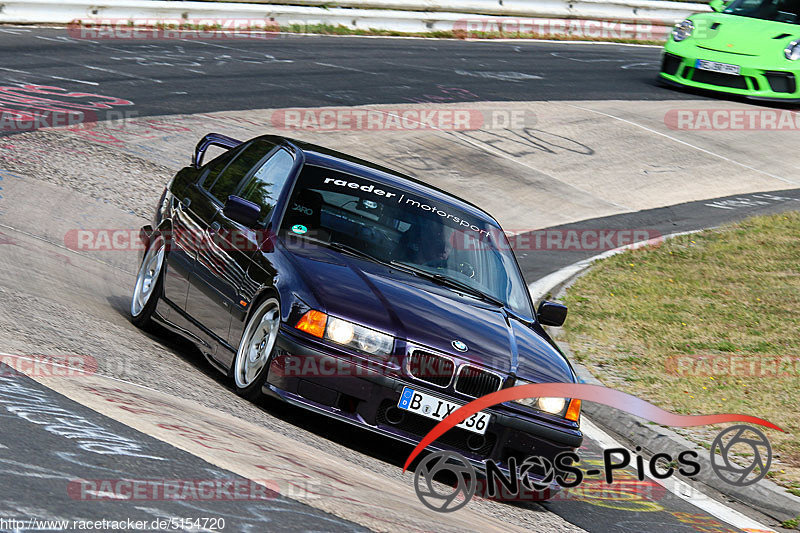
131 133 582 481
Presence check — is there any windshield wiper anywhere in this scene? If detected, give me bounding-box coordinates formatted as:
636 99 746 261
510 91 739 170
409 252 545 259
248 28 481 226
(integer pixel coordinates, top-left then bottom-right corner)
289 233 389 266
390 261 505 308
327 241 386 264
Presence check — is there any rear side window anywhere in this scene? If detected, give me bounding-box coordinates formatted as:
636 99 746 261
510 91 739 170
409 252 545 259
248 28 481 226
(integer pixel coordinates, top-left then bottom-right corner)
204 140 276 203
239 148 295 223
199 146 239 191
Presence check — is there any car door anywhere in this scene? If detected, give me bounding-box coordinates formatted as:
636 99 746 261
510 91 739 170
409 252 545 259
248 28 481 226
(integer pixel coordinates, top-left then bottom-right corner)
211 145 297 367
163 144 242 311
185 139 287 350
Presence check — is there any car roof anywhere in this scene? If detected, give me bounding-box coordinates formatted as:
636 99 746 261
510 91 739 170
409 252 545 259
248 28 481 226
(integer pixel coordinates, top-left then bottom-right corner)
264 135 502 228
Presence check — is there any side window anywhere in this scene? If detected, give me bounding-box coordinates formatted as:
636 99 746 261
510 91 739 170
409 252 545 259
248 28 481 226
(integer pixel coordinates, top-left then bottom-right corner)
239 148 294 223
199 145 240 189
204 140 276 203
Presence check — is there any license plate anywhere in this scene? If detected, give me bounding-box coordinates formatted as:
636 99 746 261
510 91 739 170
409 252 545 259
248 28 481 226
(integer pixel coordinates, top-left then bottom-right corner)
397 387 490 435
695 59 740 75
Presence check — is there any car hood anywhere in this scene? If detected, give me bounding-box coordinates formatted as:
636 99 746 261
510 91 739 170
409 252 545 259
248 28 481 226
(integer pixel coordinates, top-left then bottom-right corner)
690 13 799 57
285 243 575 384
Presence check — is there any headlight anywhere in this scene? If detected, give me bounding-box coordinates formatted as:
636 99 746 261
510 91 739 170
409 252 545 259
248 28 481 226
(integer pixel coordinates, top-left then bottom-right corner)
512 393 566 414
672 20 694 42
326 317 393 355
327 317 355 344
296 311 394 356
510 381 582 422
538 397 566 414
785 40 800 60
513 395 538 408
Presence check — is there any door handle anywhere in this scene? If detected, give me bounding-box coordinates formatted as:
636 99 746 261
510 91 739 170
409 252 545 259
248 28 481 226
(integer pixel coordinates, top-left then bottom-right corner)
209 221 221 233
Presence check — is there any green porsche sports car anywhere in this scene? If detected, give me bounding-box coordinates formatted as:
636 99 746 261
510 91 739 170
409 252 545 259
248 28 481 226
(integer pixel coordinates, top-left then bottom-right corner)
660 0 800 101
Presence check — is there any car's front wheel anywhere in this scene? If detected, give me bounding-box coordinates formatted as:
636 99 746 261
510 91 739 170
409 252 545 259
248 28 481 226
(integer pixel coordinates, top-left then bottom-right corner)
232 297 280 401
130 234 165 329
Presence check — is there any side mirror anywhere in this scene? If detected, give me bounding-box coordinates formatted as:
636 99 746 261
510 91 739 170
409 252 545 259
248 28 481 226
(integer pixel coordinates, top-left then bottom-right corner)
709 0 725 12
537 301 568 327
223 196 261 228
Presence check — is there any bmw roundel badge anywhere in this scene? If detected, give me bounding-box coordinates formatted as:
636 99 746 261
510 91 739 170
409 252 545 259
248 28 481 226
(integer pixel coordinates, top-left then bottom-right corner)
452 340 468 352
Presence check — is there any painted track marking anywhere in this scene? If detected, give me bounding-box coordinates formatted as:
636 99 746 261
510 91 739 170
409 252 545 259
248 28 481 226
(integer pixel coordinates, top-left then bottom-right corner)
567 104 800 186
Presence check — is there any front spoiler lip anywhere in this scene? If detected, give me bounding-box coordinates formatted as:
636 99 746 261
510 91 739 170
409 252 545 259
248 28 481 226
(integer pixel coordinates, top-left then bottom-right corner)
659 73 800 102
262 381 563 494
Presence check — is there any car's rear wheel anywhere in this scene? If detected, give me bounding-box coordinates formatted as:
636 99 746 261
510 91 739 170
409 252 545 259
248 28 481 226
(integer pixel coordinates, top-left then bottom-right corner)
130 234 165 329
232 297 280 401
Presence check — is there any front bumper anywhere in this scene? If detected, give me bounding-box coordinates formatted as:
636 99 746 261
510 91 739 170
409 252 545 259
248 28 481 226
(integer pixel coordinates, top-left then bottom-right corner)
265 328 583 481
660 43 800 101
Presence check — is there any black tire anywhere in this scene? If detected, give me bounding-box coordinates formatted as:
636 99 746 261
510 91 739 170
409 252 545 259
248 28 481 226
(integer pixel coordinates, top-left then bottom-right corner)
231 297 281 401
130 234 166 330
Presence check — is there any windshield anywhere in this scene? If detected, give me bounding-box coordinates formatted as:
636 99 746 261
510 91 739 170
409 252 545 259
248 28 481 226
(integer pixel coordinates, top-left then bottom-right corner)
723 0 800 23
280 164 533 316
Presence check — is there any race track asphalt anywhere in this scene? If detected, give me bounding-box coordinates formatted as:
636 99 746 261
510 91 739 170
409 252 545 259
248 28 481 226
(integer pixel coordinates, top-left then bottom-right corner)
0 26 795 533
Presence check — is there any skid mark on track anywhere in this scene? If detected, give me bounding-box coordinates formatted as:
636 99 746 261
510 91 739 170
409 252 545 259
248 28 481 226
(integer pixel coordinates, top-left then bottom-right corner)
454 70 544 82
356 106 629 211
567 104 800 186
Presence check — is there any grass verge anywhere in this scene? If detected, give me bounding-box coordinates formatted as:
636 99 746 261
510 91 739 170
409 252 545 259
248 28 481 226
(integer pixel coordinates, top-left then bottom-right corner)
562 212 800 489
